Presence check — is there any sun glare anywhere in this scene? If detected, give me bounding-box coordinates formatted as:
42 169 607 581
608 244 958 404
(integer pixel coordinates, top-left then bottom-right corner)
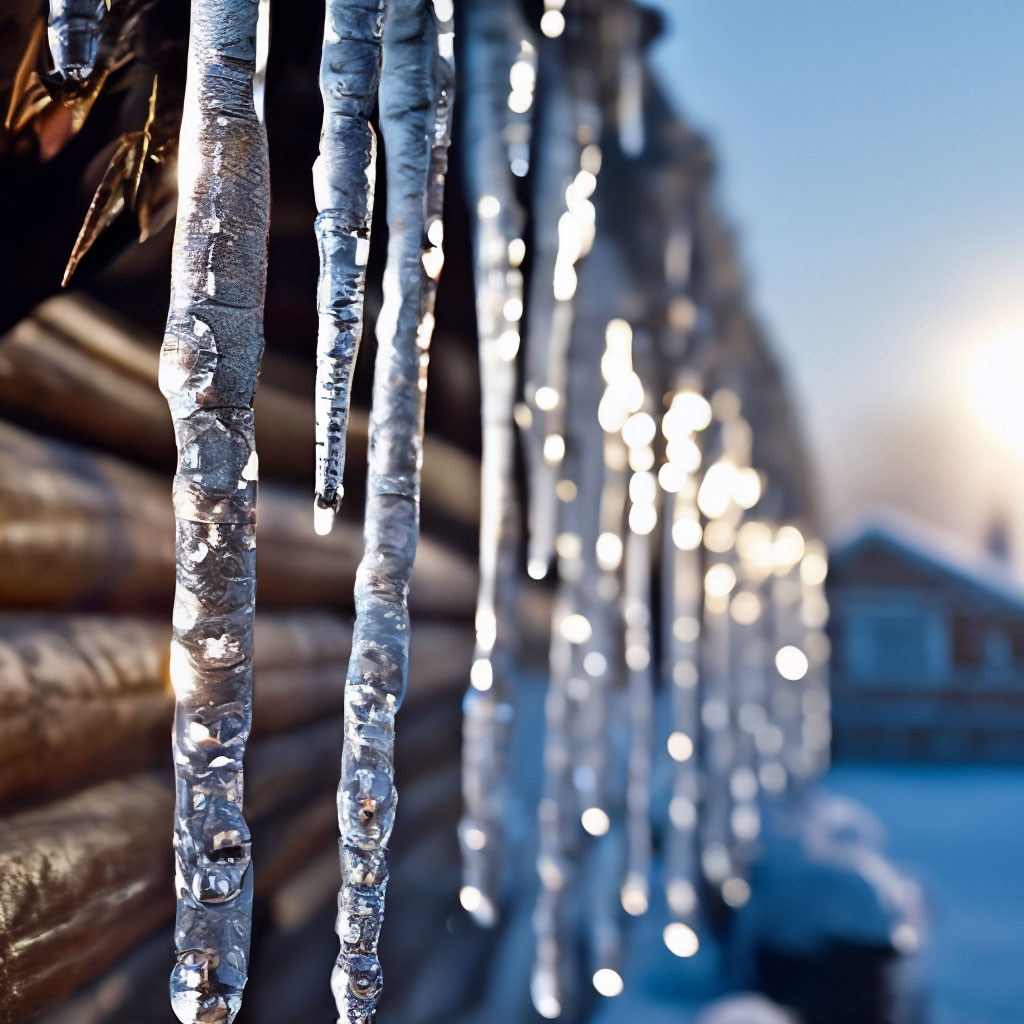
968 328 1024 453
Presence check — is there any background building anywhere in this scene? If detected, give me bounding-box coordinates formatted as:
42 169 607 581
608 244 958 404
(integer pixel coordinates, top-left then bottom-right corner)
829 514 1024 761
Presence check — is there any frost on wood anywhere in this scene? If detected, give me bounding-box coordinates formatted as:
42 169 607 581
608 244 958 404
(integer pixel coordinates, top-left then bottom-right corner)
157 0 269 1018
458 0 534 929
331 2 453 1020
313 0 387 531
47 0 106 81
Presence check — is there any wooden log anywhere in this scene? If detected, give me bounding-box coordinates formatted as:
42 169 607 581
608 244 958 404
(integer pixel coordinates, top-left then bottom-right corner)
0 294 480 530
0 775 175 1024
0 418 476 615
0 718 340 1023
0 612 473 808
0 694 467 1024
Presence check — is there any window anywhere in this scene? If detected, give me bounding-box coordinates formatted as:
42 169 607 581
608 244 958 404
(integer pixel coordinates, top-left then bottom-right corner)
983 629 1013 671
844 604 948 684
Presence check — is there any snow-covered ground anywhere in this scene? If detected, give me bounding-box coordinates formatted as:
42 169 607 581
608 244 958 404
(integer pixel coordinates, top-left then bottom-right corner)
827 764 1024 1024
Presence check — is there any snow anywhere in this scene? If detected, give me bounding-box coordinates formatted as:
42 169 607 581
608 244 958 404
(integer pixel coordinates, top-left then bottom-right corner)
827 764 1024 1024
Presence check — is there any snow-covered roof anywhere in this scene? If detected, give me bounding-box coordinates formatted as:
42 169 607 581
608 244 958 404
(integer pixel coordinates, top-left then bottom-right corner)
829 508 1024 615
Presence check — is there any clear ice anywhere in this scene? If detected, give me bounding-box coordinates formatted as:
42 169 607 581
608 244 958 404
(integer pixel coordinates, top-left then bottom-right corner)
458 0 535 929
331 1 453 1020
159 0 270 1020
313 0 387 527
47 0 106 81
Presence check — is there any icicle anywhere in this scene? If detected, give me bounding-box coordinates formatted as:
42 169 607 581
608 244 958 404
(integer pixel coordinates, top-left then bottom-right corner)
588 820 627 1000
697 395 761 896
531 336 615 1012
741 515 781 800
607 319 658 921
614 4 645 158
576 368 631 998
47 0 106 81
726 512 771 895
531 589 578 1021
253 0 271 124
539 1 566 41
569 422 623 831
799 539 832 779
621 493 655 920
660 385 712 951
520 19 600 579
159 0 269 1020
312 0 387 532
331 4 452 1021
457 0 534 928
766 522 813 796
532 278 631 1012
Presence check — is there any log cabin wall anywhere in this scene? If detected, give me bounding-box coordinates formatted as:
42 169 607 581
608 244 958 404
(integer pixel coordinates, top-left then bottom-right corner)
0 2 814 1022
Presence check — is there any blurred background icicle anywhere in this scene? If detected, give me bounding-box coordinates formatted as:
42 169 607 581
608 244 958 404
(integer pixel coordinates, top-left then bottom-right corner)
799 538 832 780
158 0 270 1020
610 1 645 159
566 272 622 839
520 4 600 580
312 0 386 532
531 589 579 1021
661 386 711 954
47 0 107 81
586 816 627 1001
696 393 749 897
457 0 535 929
331 1 452 1020
727 505 769 892
619 323 658 924
767 521 812 798
253 0 271 122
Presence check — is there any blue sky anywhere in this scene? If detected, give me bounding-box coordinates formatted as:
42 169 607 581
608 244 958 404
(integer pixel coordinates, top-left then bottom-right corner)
649 1 1024 560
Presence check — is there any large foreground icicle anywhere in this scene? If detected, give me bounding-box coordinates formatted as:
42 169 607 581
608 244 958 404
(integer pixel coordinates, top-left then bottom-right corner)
158 1 270 1021
458 0 534 928
313 0 387 532
47 0 106 81
332 3 453 1021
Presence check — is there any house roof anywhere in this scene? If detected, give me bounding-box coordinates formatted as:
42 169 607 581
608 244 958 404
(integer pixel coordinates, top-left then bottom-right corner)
829 509 1024 616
